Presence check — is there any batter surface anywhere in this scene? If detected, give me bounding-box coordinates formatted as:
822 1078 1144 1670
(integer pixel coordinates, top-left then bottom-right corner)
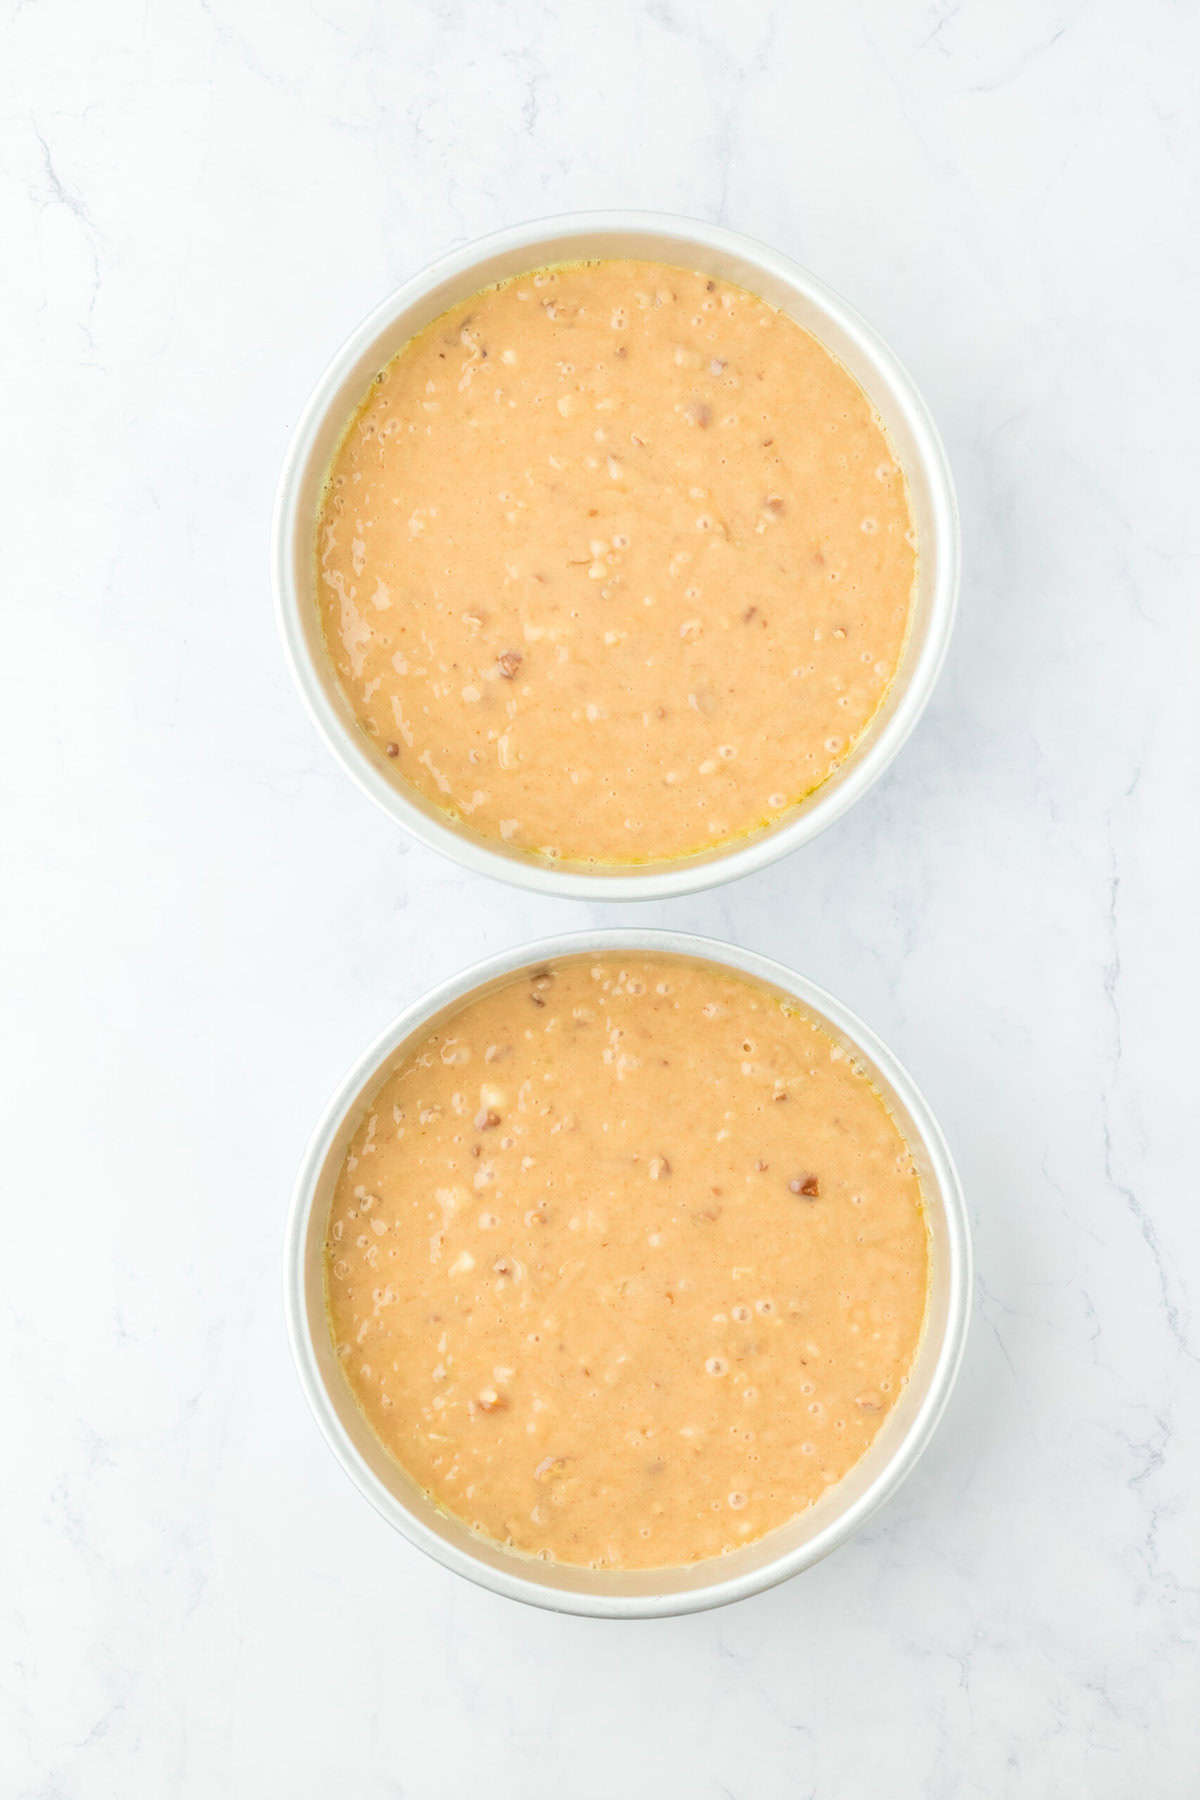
325 955 928 1570
316 260 915 865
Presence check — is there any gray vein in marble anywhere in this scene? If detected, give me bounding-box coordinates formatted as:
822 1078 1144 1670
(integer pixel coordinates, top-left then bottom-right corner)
30 120 101 345
1102 827 1195 1364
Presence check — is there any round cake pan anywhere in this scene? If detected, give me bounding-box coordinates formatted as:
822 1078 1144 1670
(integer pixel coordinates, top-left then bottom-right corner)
284 929 971 1617
273 212 960 898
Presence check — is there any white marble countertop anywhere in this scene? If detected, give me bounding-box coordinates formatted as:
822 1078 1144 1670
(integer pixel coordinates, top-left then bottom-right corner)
5 1 1197 1793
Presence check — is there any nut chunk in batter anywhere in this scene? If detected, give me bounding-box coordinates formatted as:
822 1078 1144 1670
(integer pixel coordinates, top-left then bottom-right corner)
325 954 928 1571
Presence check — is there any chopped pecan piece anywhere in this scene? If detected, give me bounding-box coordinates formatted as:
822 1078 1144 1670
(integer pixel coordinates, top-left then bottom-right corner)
529 970 552 1007
788 1174 820 1197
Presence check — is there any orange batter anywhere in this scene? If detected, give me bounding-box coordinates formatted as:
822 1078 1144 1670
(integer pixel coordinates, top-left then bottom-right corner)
325 954 928 1569
316 261 915 864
